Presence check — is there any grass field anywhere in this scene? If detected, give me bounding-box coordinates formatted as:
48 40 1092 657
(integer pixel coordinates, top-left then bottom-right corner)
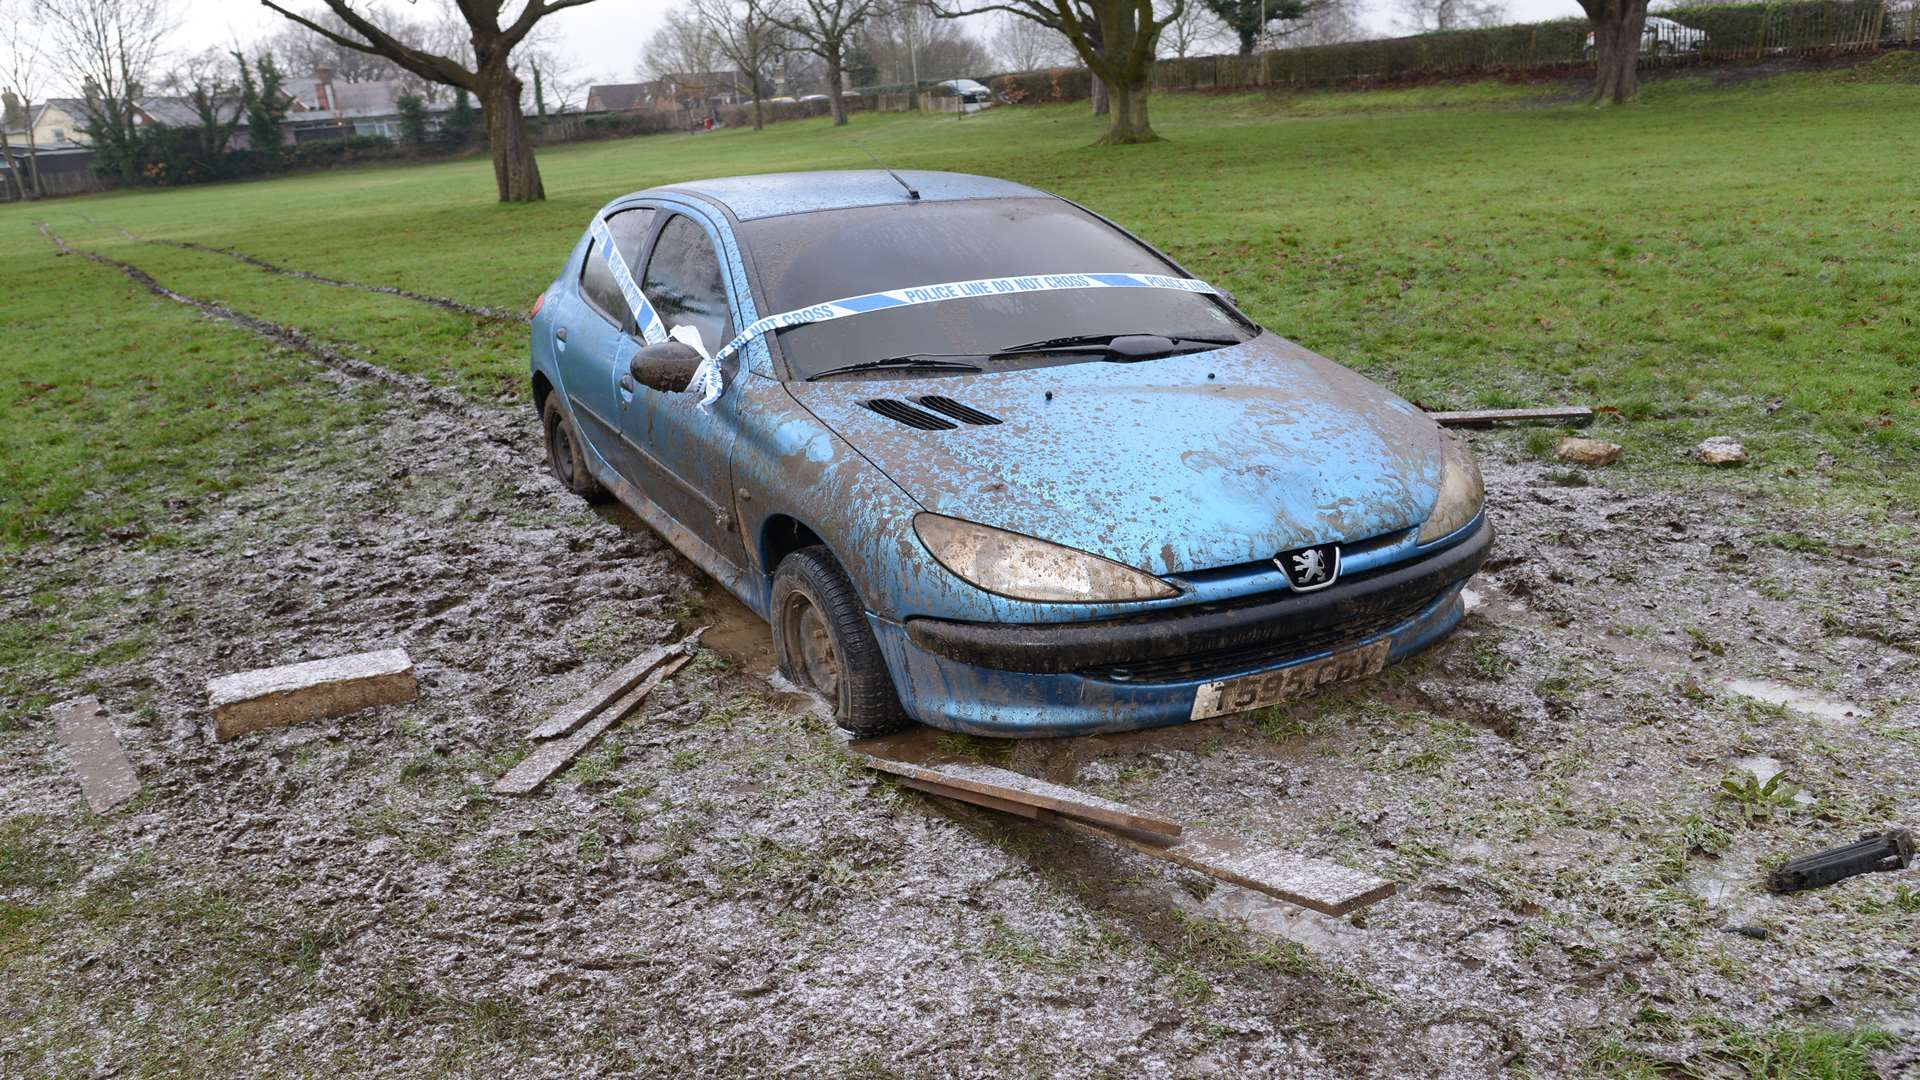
4 59 1919 1078
4 53 1919 554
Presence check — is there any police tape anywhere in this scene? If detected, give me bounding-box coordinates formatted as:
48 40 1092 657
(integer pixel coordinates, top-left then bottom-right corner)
591 231 1220 408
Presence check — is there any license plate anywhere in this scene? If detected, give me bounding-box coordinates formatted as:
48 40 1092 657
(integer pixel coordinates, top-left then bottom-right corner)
1189 639 1391 721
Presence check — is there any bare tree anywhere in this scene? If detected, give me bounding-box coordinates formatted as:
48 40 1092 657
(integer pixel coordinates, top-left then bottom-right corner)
38 0 177 181
690 0 787 131
861 1 990 88
1284 0 1361 46
769 0 881 124
256 0 599 202
932 0 1181 144
644 6 721 79
987 10 1072 69
515 23 585 116
0 0 48 198
1391 0 1505 32
265 5 409 82
1581 0 1647 104
1157 0 1232 58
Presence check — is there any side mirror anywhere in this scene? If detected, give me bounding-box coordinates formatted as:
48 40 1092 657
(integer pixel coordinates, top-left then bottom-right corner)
628 340 704 394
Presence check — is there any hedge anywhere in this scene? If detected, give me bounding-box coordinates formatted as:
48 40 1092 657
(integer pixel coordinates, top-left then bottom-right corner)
981 0 1911 101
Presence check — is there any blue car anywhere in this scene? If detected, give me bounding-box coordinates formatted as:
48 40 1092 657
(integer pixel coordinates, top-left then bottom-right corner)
529 170 1491 738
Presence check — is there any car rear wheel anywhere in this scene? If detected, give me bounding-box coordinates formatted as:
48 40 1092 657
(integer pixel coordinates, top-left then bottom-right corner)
773 546 910 737
542 394 609 503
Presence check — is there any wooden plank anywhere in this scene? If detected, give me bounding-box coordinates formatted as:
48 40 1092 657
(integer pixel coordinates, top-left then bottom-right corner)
493 650 694 795
526 631 702 740
851 751 1182 837
894 776 1046 819
1055 817 1397 916
1429 405 1593 428
206 648 417 740
52 696 140 814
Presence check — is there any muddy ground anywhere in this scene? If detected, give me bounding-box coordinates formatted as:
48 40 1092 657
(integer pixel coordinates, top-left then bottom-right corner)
2 250 1917 1078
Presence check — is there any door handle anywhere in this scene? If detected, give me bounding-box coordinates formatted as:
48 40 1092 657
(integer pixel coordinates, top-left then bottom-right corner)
555 325 568 342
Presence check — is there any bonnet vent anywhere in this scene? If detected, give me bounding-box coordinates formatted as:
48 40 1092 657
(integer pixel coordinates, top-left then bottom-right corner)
917 396 1003 426
863 399 957 430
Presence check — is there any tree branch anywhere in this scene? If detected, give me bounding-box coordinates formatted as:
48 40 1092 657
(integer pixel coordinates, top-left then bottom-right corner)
256 0 476 89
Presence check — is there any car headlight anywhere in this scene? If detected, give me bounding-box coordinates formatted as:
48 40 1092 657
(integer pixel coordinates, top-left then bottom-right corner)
913 513 1180 603
1417 433 1485 544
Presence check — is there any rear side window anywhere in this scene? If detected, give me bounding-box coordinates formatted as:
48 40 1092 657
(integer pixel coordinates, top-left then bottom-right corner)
579 207 655 326
641 215 734 356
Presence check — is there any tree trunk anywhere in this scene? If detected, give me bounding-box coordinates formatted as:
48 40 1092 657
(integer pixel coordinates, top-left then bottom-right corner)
26 128 41 198
1091 75 1109 116
1586 0 1649 105
479 69 544 202
826 48 848 126
1096 78 1159 144
0 127 18 202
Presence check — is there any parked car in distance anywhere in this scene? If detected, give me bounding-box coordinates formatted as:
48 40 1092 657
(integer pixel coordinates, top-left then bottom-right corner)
1585 15 1707 59
936 78 993 110
529 171 1491 738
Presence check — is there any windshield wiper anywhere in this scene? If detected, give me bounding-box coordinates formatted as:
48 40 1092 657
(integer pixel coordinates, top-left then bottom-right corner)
993 332 1242 359
805 355 985 381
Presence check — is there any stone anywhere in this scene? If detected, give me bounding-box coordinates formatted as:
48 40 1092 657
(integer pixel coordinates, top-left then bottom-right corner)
1553 437 1623 466
53 696 140 813
207 648 417 741
1697 436 1748 465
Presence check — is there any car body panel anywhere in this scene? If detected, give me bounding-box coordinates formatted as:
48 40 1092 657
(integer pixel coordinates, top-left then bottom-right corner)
529 170 1488 736
787 333 1443 579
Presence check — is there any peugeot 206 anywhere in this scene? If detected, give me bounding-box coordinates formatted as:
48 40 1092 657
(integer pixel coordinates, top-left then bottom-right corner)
528 170 1492 738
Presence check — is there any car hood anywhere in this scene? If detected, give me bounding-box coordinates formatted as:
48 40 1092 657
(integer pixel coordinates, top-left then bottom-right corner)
785 334 1447 576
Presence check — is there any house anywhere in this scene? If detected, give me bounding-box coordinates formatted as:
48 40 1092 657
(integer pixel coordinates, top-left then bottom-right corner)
584 81 673 112
4 96 93 149
660 71 754 114
285 68 446 141
1 94 248 150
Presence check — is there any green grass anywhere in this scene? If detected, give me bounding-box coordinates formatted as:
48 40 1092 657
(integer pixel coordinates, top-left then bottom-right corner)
4 61 1918 551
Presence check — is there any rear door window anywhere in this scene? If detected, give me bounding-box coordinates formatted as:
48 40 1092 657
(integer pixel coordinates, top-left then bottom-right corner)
579 207 655 327
641 214 735 357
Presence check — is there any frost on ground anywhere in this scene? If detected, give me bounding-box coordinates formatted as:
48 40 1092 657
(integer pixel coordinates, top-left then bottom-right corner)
2 371 1916 1077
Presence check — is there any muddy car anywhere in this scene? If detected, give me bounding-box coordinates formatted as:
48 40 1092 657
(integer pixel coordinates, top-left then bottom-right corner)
529 170 1491 737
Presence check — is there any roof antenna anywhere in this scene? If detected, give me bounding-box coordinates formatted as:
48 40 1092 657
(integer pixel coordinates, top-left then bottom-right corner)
863 148 919 201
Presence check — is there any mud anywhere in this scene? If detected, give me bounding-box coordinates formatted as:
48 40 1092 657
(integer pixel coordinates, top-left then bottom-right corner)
3 246 1918 1077
116 226 523 322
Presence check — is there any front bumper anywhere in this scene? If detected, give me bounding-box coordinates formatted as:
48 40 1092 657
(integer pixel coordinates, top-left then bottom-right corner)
869 516 1492 737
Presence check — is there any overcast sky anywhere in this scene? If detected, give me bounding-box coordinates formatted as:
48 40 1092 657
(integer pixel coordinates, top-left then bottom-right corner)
36 0 1592 96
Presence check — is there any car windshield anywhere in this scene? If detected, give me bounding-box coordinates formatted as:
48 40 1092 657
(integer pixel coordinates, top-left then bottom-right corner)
739 197 1254 380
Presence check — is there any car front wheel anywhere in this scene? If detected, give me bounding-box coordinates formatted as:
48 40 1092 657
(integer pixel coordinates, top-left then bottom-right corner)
772 546 910 737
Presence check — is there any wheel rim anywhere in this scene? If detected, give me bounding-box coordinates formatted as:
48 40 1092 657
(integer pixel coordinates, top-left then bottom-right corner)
782 593 840 699
548 414 575 485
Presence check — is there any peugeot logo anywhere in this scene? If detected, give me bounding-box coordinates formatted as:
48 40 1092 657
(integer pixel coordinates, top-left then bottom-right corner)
1276 542 1342 592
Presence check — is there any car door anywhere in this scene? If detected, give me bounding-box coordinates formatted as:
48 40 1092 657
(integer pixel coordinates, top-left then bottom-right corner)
618 211 748 569
558 206 655 474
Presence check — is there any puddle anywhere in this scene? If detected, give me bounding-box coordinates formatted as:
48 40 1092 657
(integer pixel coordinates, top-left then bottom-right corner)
1723 679 1865 723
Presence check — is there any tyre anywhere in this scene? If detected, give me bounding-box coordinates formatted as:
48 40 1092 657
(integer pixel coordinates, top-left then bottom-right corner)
542 393 609 503
772 546 911 737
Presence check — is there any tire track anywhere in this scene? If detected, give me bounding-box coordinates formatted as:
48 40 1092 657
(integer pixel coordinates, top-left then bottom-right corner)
39 222 529 451
113 226 523 323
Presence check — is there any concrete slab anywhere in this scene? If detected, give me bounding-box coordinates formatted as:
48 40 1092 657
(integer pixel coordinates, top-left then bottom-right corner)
206 648 416 741
53 696 140 813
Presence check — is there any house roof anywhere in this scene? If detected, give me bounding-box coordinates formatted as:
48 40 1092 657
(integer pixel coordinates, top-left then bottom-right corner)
586 82 664 111
137 95 246 128
288 76 428 119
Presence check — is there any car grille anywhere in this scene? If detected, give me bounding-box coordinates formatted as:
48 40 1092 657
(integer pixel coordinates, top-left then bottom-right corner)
1081 586 1443 684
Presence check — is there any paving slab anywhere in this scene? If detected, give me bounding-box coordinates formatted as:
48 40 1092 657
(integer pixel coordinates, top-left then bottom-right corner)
207 648 418 740
53 696 140 813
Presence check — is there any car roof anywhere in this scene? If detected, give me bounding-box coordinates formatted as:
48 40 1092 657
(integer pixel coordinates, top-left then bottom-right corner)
649 169 1049 222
